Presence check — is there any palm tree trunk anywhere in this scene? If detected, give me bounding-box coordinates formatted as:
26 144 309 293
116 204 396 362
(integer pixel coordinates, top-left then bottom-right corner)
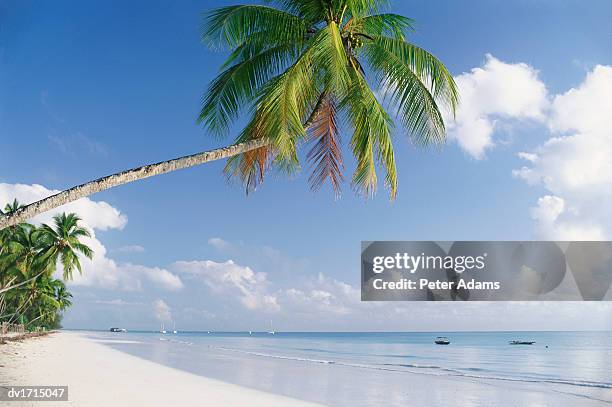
0 92 329 230
0 138 270 229
0 269 46 295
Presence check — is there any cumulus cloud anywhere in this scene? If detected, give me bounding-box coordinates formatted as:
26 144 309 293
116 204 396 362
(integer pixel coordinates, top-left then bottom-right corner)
0 183 127 230
152 299 171 322
173 260 279 312
446 54 549 158
514 65 612 239
281 273 361 316
0 183 183 291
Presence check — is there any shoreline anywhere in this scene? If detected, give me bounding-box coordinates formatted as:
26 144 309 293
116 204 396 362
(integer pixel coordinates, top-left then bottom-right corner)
1 330 610 406
0 331 322 406
0 331 52 344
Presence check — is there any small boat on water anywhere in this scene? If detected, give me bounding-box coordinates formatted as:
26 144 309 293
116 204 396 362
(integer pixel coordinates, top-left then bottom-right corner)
109 327 127 333
434 336 450 345
159 323 167 334
268 320 275 335
509 340 535 345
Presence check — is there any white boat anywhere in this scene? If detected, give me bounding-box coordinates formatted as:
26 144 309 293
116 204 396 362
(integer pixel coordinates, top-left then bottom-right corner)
434 336 450 345
268 320 275 335
159 323 167 334
172 321 177 334
109 327 127 333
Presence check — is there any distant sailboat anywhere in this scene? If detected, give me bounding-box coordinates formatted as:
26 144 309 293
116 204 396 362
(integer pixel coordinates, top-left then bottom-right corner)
248 330 252 335
159 323 167 334
172 321 177 334
268 320 275 335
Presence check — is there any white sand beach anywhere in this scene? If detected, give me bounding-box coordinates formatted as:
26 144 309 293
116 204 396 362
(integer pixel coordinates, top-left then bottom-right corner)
0 331 322 407
1 331 611 406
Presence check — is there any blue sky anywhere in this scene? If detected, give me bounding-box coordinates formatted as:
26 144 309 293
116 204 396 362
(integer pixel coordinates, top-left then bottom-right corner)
1 0 612 331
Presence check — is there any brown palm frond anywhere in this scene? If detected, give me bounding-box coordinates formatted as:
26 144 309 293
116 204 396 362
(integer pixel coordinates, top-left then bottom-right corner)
306 95 344 196
223 110 276 194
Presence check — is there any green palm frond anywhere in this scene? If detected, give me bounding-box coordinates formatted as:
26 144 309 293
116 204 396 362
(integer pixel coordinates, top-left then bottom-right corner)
199 43 302 136
344 0 391 19
363 36 457 145
71 242 94 260
349 13 415 39
200 1 458 198
342 71 397 198
370 36 458 112
223 23 351 191
273 0 327 26
202 5 306 49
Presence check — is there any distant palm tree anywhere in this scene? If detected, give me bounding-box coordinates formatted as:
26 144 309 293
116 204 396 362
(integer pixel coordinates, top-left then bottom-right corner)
52 279 73 310
0 0 457 228
0 199 25 237
37 213 93 280
3 199 23 215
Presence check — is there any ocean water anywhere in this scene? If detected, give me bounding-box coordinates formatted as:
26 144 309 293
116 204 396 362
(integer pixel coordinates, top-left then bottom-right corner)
84 330 612 406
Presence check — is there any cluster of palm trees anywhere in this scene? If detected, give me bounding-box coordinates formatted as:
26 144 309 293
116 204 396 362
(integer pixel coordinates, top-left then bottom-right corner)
0 200 93 330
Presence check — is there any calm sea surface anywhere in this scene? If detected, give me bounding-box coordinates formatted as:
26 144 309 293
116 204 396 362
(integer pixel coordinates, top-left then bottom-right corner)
81 330 612 406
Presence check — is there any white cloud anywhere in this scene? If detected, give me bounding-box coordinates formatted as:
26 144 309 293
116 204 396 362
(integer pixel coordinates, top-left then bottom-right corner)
514 65 612 239
207 237 230 251
0 183 127 230
528 195 605 240
281 273 361 316
152 299 171 322
112 245 145 253
446 54 549 158
0 183 183 291
173 260 279 312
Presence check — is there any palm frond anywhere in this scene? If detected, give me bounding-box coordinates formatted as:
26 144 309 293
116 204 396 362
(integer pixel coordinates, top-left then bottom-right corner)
72 242 94 260
350 13 415 39
344 0 390 19
273 0 327 26
202 5 306 49
306 94 344 196
223 23 350 192
370 36 458 112
198 43 301 136
364 36 458 145
342 70 397 198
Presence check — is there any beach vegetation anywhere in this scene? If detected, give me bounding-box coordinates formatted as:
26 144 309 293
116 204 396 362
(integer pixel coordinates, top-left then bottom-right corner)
0 200 93 330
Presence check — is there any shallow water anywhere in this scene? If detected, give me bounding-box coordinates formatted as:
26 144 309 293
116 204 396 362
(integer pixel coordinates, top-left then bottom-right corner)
82 330 612 406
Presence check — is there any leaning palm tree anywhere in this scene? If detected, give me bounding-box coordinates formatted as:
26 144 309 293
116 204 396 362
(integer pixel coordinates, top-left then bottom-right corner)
36 213 93 280
0 0 457 229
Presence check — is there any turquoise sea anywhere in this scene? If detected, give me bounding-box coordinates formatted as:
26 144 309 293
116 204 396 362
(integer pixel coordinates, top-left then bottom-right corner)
83 330 612 406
